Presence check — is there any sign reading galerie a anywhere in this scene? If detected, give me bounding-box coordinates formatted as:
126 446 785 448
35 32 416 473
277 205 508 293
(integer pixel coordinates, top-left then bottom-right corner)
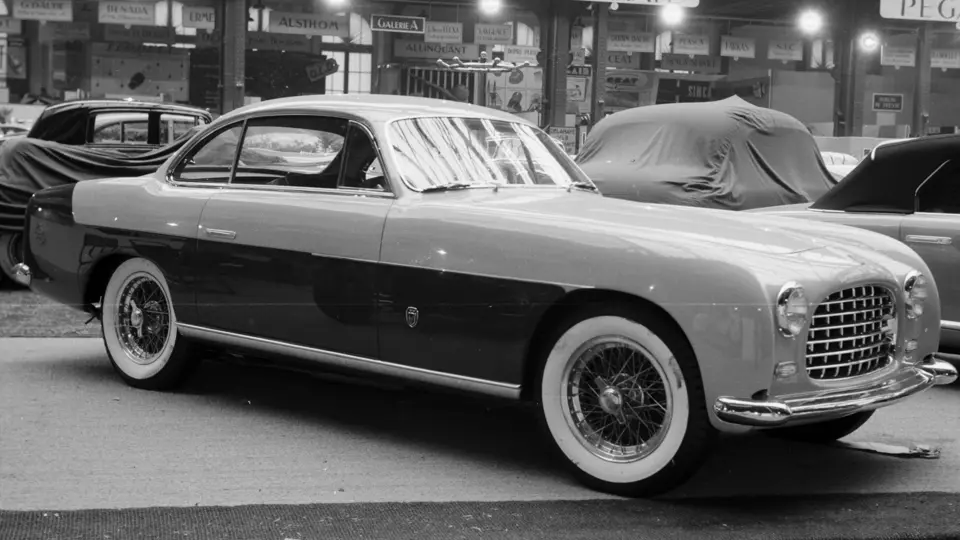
371 14 425 34
269 11 350 38
98 1 156 26
12 0 73 21
182 6 215 30
425 21 462 43
394 39 480 59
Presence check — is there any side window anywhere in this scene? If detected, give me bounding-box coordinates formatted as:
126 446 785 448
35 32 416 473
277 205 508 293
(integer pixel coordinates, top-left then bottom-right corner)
231 115 347 189
917 160 960 214
171 124 244 183
340 125 387 191
91 112 150 144
160 113 201 144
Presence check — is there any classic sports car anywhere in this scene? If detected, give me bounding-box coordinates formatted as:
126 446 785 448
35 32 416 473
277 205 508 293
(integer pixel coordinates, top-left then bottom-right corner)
576 97 837 211
11 95 956 497
26 99 212 154
752 135 960 352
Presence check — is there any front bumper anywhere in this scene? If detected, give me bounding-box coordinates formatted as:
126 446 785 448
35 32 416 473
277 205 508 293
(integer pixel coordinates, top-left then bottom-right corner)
714 355 957 427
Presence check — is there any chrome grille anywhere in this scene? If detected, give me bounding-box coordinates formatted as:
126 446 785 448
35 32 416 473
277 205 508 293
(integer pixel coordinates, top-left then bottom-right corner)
805 285 896 381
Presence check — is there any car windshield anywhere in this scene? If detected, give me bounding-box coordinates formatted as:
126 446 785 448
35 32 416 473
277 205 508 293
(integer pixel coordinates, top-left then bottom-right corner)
386 116 593 191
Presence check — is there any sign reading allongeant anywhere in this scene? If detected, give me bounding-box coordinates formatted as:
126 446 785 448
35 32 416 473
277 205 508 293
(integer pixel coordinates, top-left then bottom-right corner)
872 93 904 112
370 14 425 34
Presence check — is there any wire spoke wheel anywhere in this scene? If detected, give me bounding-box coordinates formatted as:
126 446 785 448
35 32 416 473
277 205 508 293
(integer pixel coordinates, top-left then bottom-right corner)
564 336 673 463
114 272 172 366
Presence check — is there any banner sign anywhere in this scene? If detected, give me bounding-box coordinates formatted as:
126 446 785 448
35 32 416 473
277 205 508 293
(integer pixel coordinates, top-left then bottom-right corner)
12 0 73 21
98 2 156 26
269 11 350 38
371 14 425 34
425 21 462 43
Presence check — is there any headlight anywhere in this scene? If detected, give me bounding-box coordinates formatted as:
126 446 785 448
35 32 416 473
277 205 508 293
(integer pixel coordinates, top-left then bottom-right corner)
776 282 809 338
903 270 928 320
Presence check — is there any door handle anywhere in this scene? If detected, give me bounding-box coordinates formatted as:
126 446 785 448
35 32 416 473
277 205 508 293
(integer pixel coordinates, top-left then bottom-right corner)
905 235 952 245
204 228 237 240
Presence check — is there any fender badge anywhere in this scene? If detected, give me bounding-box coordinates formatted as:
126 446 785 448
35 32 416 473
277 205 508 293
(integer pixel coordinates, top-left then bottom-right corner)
405 307 420 328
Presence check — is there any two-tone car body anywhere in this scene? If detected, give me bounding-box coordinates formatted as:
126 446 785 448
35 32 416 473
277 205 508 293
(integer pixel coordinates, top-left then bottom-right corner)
753 135 960 351
12 95 956 498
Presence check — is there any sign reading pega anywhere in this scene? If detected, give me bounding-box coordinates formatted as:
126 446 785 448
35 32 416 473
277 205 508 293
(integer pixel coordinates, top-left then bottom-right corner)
879 0 960 21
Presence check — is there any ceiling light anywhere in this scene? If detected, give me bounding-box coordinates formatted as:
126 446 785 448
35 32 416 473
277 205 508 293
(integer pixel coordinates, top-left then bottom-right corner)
859 31 880 52
798 9 824 35
661 4 685 26
479 0 502 16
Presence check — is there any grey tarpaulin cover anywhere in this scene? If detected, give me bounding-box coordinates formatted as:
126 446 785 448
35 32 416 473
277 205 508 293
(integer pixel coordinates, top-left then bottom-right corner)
0 126 204 233
576 96 837 211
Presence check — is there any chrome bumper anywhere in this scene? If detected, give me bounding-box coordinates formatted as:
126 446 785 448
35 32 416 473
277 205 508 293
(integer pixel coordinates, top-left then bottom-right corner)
11 262 31 287
714 356 958 428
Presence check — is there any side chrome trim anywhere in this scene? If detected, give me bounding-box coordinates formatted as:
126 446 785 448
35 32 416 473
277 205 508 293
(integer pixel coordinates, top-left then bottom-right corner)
176 323 522 400
204 228 237 240
943 320 960 331
905 235 952 245
713 355 956 427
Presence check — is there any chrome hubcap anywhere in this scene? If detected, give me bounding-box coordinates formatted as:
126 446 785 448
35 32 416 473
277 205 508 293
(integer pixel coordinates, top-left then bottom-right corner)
564 337 673 463
115 274 171 365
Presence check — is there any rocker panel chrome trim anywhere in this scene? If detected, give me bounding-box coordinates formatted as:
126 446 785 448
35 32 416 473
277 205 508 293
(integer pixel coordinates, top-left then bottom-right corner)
176 323 522 399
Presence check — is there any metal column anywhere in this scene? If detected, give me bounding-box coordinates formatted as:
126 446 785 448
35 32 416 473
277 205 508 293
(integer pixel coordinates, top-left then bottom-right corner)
219 0 247 114
912 22 932 137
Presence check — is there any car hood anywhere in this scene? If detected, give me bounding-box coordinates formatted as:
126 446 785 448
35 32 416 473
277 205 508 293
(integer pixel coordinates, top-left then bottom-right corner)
427 189 892 260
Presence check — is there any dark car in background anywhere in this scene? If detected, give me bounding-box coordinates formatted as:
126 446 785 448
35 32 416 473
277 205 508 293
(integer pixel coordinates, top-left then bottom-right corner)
27 99 213 154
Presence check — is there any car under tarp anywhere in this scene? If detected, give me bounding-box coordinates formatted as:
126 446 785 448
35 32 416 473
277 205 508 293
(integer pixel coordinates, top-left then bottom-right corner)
575 96 837 211
0 125 204 234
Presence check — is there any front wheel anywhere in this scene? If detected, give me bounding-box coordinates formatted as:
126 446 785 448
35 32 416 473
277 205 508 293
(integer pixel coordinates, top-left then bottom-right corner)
0 232 23 287
101 257 198 390
537 305 716 498
764 411 875 444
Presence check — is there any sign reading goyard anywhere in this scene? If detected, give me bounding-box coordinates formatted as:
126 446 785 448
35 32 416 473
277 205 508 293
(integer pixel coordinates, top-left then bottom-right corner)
269 11 350 38
98 1 156 26
12 0 73 21
371 14 425 34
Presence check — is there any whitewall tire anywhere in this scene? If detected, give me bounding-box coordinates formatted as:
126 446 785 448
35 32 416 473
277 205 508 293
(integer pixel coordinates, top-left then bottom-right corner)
101 257 196 390
537 305 716 498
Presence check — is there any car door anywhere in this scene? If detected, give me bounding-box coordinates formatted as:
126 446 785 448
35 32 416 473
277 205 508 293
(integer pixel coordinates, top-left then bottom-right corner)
193 114 392 358
900 158 960 328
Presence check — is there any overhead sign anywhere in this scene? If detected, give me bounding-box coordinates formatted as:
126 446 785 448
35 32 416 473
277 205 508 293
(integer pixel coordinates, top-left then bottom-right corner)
0 17 22 34
720 36 755 59
880 45 916 67
607 51 641 69
932 49 960 69
425 21 462 43
503 45 539 65
183 6 215 30
768 39 803 62
269 11 350 38
880 0 960 21
39 21 89 41
576 0 699 6
371 14 424 34
394 39 479 59
607 32 655 53
474 23 513 45
12 0 73 21
872 93 904 112
660 53 721 74
98 1 156 26
672 34 710 56
247 31 311 53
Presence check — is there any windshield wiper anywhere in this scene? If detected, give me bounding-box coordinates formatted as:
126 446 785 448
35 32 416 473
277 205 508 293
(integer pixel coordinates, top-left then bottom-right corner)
567 182 599 192
420 182 487 193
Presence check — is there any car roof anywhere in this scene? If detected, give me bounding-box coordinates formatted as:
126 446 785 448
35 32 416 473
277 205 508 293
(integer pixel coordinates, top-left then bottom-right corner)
220 94 533 126
41 99 212 117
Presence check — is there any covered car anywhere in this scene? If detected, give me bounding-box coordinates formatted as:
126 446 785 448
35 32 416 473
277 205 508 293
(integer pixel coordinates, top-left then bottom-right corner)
0 124 206 283
576 96 837 211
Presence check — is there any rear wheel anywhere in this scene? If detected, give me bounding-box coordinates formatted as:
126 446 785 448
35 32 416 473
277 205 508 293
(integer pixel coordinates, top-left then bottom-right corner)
0 232 23 288
536 305 716 498
764 411 875 443
101 258 197 390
